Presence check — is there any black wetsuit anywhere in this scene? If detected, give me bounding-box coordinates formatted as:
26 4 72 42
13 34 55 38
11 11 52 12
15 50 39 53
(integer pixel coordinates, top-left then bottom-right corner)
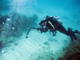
44 17 69 35
39 17 80 41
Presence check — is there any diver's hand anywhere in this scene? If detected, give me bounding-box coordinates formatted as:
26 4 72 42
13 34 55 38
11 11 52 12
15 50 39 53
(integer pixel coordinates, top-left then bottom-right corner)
25 35 29 38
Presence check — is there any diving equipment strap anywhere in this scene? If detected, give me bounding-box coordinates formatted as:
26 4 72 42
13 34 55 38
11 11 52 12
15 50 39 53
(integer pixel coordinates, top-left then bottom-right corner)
48 21 55 30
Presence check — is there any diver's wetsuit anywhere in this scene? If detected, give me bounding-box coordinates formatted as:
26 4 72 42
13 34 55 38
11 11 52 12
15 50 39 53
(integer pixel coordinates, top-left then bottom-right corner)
39 16 80 41
40 17 69 36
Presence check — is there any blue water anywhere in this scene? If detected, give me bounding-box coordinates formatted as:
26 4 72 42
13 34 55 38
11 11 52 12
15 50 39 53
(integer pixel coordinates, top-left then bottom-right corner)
0 0 80 60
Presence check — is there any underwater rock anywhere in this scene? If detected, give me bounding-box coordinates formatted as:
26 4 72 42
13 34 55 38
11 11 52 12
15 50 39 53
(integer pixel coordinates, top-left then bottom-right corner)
57 34 80 60
57 57 66 60
1 13 38 38
69 53 80 60
0 12 38 54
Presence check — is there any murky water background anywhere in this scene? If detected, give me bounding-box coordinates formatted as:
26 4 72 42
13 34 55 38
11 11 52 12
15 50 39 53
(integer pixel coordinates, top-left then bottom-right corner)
0 0 80 60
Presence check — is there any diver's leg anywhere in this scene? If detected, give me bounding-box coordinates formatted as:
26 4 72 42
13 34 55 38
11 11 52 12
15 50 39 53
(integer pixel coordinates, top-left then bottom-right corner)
73 34 77 40
70 36 74 41
74 30 80 34
67 28 77 40
57 25 69 35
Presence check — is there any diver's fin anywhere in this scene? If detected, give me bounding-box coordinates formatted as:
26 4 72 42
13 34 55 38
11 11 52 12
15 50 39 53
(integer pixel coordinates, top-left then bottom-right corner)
74 30 80 34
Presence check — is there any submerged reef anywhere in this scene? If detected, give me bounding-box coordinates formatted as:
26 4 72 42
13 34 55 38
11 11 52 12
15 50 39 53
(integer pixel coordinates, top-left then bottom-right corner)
0 12 38 52
0 12 38 37
58 34 80 60
0 13 38 38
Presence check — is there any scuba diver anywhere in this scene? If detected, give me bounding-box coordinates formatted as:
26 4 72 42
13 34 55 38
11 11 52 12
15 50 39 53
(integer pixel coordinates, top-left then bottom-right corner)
39 16 68 35
26 16 80 41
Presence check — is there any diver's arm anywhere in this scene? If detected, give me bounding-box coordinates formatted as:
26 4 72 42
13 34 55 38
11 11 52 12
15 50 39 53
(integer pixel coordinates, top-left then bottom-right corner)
26 26 48 36
26 27 38 36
